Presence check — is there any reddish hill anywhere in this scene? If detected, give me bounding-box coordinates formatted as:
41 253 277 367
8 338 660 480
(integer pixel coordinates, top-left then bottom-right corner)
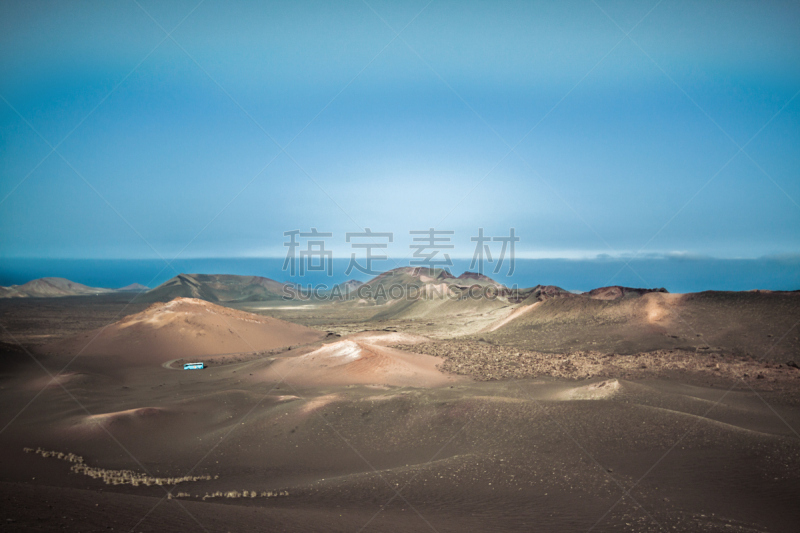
587 286 668 300
40 297 326 365
456 271 503 287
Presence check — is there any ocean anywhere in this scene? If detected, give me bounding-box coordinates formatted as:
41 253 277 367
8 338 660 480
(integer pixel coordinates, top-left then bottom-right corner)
1 256 798 293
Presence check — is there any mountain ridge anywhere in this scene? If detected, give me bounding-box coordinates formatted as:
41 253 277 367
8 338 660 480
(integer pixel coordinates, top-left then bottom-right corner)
0 277 114 298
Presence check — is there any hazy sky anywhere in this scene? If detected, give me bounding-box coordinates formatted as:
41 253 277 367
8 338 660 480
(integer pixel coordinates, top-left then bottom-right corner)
1 0 799 263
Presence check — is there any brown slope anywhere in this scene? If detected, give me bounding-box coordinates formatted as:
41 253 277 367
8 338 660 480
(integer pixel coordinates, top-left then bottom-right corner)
118 283 149 292
587 285 668 300
456 271 503 287
0 277 114 298
140 274 288 303
39 297 326 365
258 338 460 387
485 290 800 362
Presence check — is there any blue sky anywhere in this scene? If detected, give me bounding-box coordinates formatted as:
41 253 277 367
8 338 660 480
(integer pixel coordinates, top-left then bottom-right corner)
1 0 799 265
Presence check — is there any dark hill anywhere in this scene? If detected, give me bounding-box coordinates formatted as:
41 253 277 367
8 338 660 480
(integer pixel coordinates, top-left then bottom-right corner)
140 274 288 303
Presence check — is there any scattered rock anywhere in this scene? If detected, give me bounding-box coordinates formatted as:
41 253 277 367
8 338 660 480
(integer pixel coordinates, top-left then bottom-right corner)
391 341 800 385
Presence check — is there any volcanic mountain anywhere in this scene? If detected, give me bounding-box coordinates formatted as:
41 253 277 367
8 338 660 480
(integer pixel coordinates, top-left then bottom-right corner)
141 274 288 303
485 289 800 361
117 283 149 292
358 267 502 301
0 277 114 298
40 297 326 364
354 267 512 332
587 285 668 300
260 336 459 387
456 271 504 287
329 279 364 295
362 267 454 288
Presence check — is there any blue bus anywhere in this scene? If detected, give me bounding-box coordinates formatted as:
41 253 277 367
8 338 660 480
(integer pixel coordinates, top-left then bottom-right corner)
183 362 204 370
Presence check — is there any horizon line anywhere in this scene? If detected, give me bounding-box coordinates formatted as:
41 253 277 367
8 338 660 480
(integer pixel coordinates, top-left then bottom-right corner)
3 253 800 262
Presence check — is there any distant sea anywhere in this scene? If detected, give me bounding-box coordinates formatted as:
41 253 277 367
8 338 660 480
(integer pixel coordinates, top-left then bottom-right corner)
0 257 798 293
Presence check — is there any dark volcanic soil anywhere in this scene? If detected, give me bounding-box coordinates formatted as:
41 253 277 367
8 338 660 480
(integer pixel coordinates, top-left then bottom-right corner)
0 293 151 347
482 291 800 363
394 341 800 388
0 296 799 532
2 362 800 532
